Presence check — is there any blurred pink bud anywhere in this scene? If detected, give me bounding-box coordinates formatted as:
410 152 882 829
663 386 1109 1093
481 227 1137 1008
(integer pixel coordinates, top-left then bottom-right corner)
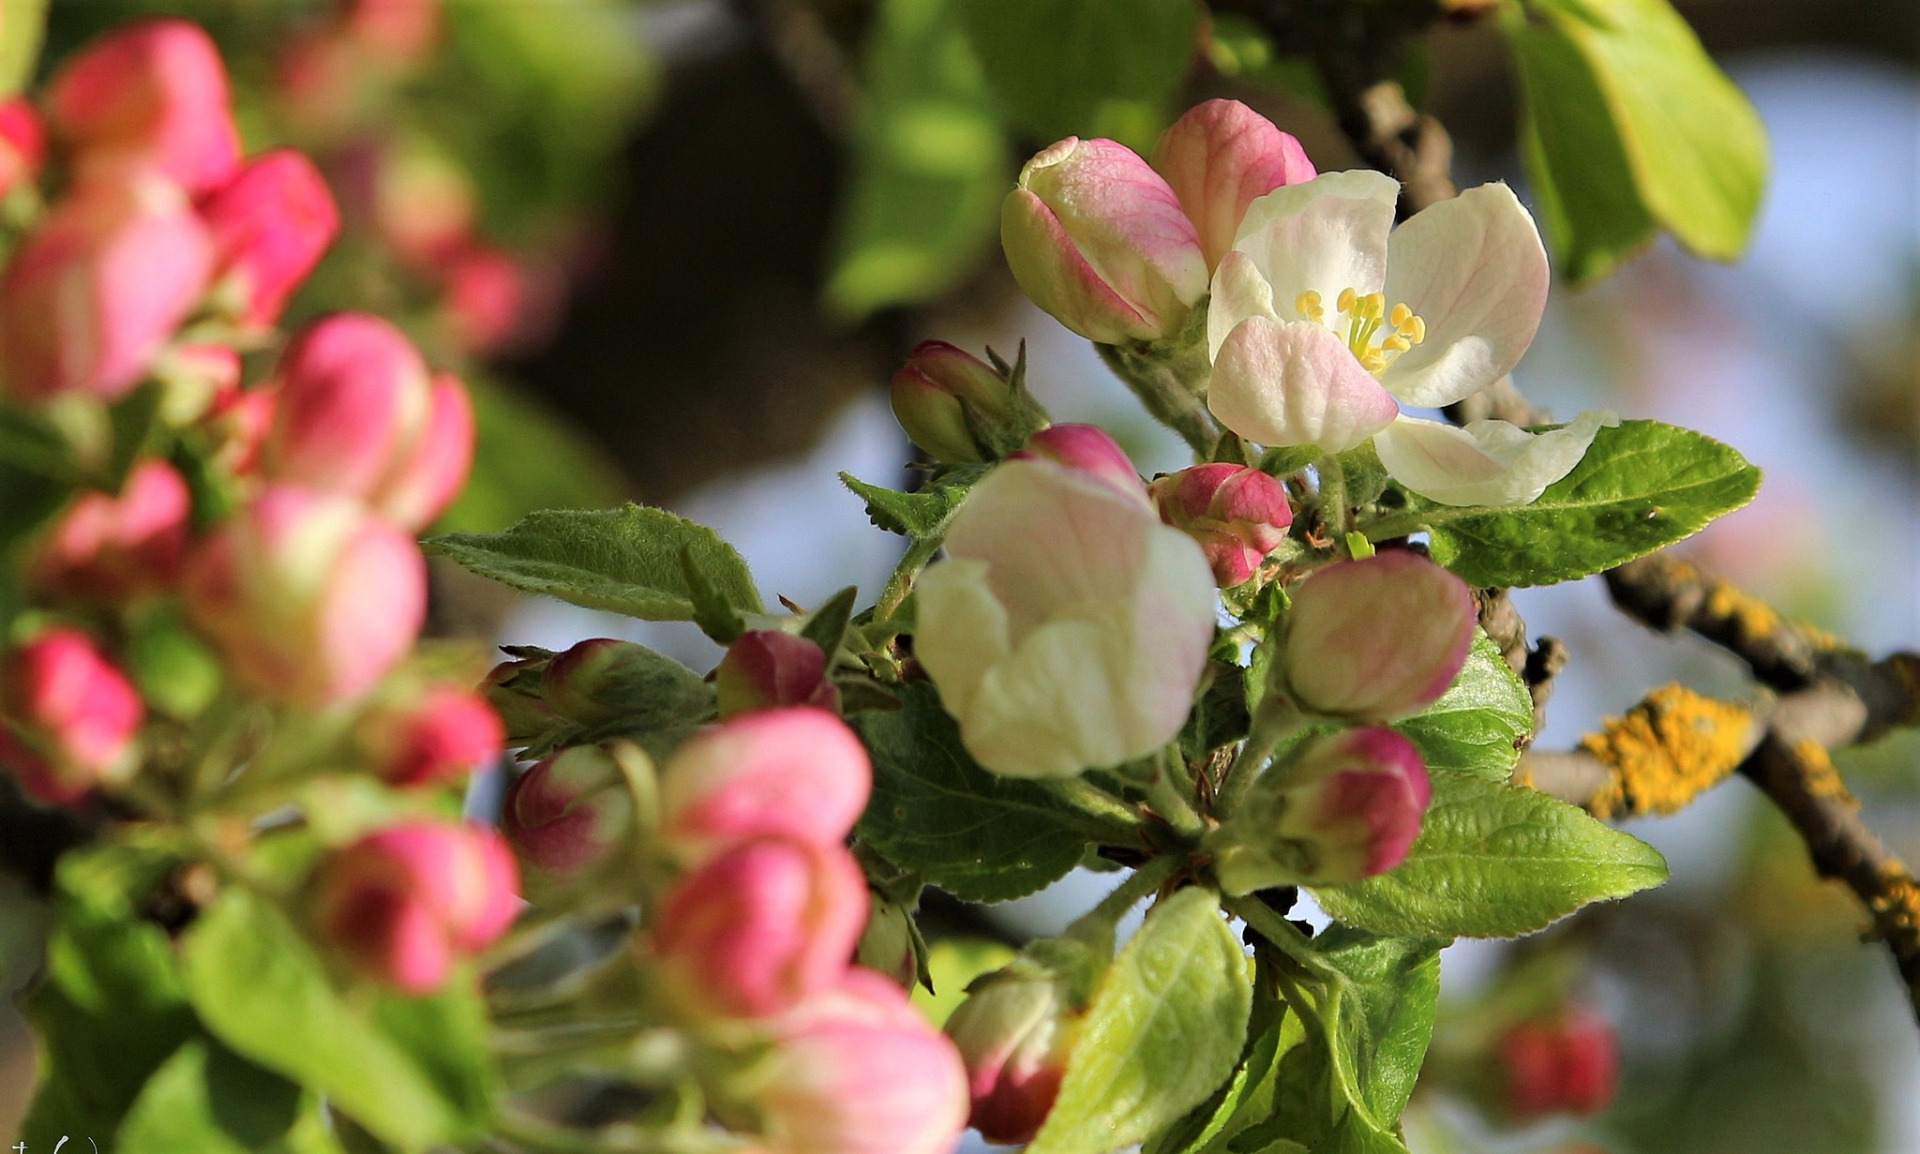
203 381 276 475
1011 423 1144 500
945 965 1081 1144
655 836 868 1019
372 145 474 267
362 685 502 787
153 342 244 424
343 0 443 63
1498 1008 1619 1119
31 460 191 601
1150 463 1294 586
181 485 426 707
0 628 143 804
441 244 523 356
500 744 638 879
314 821 520 994
261 311 430 495
0 178 212 402
1001 137 1208 345
199 149 339 326
657 708 871 866
1280 551 1475 721
0 98 46 199
47 18 240 195
889 341 1045 463
754 970 969 1154
715 632 839 717
368 371 473 532
1150 100 1316 271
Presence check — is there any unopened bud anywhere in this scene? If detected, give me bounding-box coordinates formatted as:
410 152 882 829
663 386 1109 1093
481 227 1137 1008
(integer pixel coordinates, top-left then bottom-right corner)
1001 137 1208 345
855 892 922 989
360 685 503 787
1010 423 1145 500
657 707 871 866
944 948 1092 1145
260 313 430 506
500 743 643 881
889 341 1047 463
199 149 339 327
441 243 524 356
715 631 839 717
0 628 144 804
1277 551 1475 722
1497 1008 1619 1120
654 835 869 1019
0 98 45 201
30 460 191 601
313 820 520 994
483 654 562 744
540 637 707 728
181 485 427 706
1149 100 1315 271
1150 463 1294 586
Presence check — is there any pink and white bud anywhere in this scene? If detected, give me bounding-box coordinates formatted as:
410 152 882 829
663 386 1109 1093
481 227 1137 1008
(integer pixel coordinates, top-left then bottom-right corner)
500 744 640 880
1497 1008 1619 1119
1279 551 1475 722
260 311 431 497
715 632 839 717
657 707 871 866
198 149 340 326
752 970 969 1154
0 98 45 200
47 18 240 195
944 962 1083 1144
1150 100 1316 271
1010 423 1145 501
0 628 143 804
369 371 473 531
654 835 869 1019
0 177 212 402
440 243 523 355
30 460 191 601
1150 463 1295 586
181 485 426 707
313 820 520 994
360 685 503 787
889 340 1047 463
1001 137 1209 345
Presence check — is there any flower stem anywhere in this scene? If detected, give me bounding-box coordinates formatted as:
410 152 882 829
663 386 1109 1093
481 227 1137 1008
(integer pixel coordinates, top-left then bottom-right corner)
874 533 944 621
1317 454 1350 543
1096 341 1220 459
1043 775 1149 844
1215 696 1310 818
1225 893 1338 983
1067 852 1185 943
1148 747 1205 841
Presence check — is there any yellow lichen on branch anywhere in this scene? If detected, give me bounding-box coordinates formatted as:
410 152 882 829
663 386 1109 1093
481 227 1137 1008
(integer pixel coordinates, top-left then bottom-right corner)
1790 738 1857 809
1868 865 1920 961
1580 684 1757 820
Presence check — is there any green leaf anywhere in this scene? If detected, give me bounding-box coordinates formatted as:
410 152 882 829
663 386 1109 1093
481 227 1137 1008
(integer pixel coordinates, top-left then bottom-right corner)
680 546 747 644
1316 929 1443 1123
181 888 487 1149
1392 631 1531 781
1410 420 1760 587
1312 771 1669 938
826 0 1009 318
116 1039 303 1154
852 683 1089 902
0 0 46 96
1028 888 1252 1154
800 585 859 654
426 504 763 621
840 466 983 540
1143 989 1291 1154
959 0 1200 147
371 983 497 1126
438 374 628 534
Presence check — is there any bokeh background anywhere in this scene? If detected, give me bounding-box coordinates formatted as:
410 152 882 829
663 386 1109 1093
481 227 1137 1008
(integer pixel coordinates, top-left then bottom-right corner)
1 1 1916 1149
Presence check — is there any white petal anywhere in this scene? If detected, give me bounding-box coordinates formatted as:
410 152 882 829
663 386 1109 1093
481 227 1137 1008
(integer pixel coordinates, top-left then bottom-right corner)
1229 172 1396 330
963 609 1134 777
1378 183 1550 408
1118 527 1220 752
912 558 1011 723
1374 410 1619 507
1207 250 1278 362
1208 316 1401 452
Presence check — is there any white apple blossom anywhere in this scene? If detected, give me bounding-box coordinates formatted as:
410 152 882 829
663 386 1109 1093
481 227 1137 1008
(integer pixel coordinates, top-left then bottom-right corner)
1205 170 1616 507
914 455 1217 779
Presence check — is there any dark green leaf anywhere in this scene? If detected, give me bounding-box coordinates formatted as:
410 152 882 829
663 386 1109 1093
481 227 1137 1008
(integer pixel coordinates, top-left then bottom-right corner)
1392 631 1531 781
1312 771 1669 938
1028 888 1252 1154
116 1039 303 1154
1412 420 1760 587
1316 928 1443 1123
959 0 1200 147
852 682 1088 902
426 504 763 621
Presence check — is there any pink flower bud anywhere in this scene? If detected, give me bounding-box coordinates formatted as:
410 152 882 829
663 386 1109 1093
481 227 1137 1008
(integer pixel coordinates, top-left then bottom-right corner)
313 821 520 994
0 98 46 200
1280 551 1476 721
441 243 523 355
753 970 969 1154
181 485 426 707
715 632 839 717
203 381 276 475
1010 423 1145 500
944 963 1082 1144
198 150 340 326
654 835 869 1019
1002 137 1209 345
366 371 473 532
500 744 637 879
539 637 707 727
0 628 143 804
47 18 240 195
30 460 191 601
1150 100 1316 271
360 685 502 787
1498 1008 1619 1119
657 708 871 866
1150 463 1295 586
343 0 443 63
888 340 1047 463
261 311 432 500
0 178 212 402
